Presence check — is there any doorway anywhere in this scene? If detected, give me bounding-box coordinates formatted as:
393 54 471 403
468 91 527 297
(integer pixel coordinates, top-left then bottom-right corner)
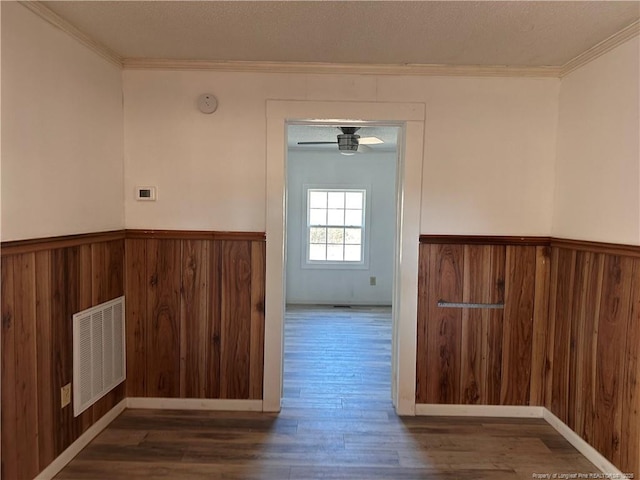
264 100 425 415
283 123 399 410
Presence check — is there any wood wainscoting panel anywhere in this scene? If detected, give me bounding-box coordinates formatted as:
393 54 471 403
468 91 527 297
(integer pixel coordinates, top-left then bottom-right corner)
2 256 19 479
500 246 537 405
2 230 265 477
544 246 639 474
484 245 506 405
1 235 126 478
181 240 211 399
529 246 552 406
593 255 633 467
460 245 486 405
220 240 253 399
622 259 640 475
123 234 266 402
549 248 576 422
417 236 640 474
417 241 546 406
125 239 147 397
424 244 463 404
145 239 182 398
13 253 39 480
35 250 55 469
249 241 266 400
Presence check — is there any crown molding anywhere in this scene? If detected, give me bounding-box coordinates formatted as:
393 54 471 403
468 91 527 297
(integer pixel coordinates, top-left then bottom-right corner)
122 58 561 78
18 1 123 68
560 19 640 77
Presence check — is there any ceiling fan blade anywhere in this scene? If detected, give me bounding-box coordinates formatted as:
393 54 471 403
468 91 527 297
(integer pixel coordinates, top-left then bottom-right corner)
358 136 384 145
358 144 373 153
297 141 338 145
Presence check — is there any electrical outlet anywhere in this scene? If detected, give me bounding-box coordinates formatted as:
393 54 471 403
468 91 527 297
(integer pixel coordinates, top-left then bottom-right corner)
369 276 377 286
61 383 71 408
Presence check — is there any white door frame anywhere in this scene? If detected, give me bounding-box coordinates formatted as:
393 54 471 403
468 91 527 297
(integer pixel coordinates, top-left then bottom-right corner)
264 100 425 415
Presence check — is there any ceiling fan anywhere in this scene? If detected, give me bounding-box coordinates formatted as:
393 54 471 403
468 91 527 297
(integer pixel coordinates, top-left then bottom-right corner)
297 127 384 155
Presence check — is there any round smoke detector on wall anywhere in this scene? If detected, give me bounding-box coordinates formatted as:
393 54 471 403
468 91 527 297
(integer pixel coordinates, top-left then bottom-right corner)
197 94 218 114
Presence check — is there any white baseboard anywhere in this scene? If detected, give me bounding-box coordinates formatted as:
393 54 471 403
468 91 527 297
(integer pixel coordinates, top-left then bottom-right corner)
34 399 126 480
415 403 544 417
542 409 624 476
126 397 264 411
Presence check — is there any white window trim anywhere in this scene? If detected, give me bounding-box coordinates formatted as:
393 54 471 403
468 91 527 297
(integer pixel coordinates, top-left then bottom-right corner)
301 184 371 270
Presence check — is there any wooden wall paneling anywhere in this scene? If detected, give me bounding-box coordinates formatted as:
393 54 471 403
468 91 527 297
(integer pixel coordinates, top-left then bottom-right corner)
544 247 559 410
621 258 640 475
549 248 576 422
91 240 125 304
425 244 463 404
35 250 55 470
181 240 211 398
207 240 222 398
568 252 604 439
12 253 40 479
593 255 633 466
460 245 488 404
106 239 125 300
103 242 127 412
529 246 551 406
90 240 126 422
249 241 266 400
567 251 585 431
1 256 18 479
146 240 182 397
125 239 147 397
500 246 536 405
483 245 505 405
51 247 80 454
220 240 253 399
578 253 604 446
415 244 430 403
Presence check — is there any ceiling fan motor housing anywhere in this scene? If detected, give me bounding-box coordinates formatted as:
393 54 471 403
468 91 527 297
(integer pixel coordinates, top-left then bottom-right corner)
337 133 360 153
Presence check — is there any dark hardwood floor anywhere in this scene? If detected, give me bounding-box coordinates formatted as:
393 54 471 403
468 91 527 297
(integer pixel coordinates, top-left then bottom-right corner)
56 306 597 479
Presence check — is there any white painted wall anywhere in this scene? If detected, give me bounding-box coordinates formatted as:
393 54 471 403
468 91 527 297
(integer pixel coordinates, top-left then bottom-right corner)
285 149 396 305
123 70 560 236
554 37 640 245
1 3 124 241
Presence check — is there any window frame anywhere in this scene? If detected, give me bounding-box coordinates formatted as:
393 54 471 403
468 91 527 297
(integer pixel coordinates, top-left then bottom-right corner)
302 185 371 270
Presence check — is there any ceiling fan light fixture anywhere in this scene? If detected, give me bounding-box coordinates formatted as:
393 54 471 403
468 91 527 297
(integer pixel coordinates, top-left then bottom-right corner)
337 133 359 155
340 150 357 156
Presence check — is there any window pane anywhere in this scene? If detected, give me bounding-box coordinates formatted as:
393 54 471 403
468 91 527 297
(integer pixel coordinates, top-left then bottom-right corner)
327 228 344 244
345 191 363 209
327 209 345 225
344 245 361 261
327 245 343 261
309 191 327 208
344 228 361 245
309 227 326 244
309 244 326 261
309 209 327 226
327 191 345 208
345 209 362 226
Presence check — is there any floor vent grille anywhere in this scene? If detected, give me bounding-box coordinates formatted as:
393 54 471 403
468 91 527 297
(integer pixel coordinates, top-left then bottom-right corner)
73 296 125 416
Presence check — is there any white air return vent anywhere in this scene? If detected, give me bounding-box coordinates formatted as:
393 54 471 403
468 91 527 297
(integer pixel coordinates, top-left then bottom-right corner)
73 296 126 416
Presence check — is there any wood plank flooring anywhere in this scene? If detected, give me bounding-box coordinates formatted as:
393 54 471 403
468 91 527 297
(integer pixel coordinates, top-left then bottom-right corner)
56 306 597 479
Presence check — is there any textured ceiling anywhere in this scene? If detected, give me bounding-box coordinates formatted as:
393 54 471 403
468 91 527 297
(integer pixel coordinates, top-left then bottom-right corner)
41 1 640 67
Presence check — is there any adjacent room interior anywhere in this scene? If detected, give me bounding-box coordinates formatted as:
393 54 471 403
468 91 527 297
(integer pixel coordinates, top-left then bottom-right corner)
283 123 397 411
1 1 639 479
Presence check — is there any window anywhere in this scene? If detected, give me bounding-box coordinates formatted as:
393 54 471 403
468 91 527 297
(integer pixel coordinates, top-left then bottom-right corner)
306 188 366 264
